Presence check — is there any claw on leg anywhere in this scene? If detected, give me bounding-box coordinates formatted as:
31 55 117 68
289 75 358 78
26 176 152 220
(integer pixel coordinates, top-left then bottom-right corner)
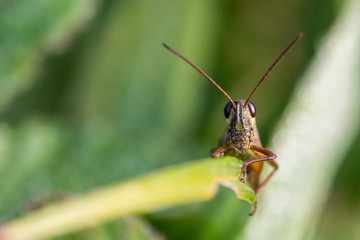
240 176 245 183
211 151 222 158
240 164 247 183
211 144 232 159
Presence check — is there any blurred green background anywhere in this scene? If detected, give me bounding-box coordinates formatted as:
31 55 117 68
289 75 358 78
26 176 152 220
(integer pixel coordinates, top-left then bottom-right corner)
0 0 359 239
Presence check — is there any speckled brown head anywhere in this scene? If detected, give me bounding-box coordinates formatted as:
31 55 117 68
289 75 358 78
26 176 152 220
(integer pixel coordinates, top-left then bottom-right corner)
224 100 257 153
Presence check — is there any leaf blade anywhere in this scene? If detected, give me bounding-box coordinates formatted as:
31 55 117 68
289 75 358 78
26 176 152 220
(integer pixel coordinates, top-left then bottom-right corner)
0 156 256 240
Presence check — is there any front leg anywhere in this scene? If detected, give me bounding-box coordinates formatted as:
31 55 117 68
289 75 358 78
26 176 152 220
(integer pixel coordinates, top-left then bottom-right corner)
211 144 232 158
240 145 277 191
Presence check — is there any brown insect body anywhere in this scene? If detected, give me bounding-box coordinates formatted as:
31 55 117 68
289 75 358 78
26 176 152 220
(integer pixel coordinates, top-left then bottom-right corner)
212 99 277 197
217 100 265 192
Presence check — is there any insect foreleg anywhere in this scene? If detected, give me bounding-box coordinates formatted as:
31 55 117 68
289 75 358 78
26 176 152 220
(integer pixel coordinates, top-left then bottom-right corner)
240 145 278 194
211 144 232 158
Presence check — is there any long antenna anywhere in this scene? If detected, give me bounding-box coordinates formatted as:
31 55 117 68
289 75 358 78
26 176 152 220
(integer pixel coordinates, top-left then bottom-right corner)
162 43 236 109
244 33 303 106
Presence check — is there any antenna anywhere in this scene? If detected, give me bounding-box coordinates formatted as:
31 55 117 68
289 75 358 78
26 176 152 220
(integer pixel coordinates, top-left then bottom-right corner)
163 43 236 109
244 33 303 106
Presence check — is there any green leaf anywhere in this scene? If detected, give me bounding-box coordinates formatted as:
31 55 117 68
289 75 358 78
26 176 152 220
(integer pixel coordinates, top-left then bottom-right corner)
0 157 256 240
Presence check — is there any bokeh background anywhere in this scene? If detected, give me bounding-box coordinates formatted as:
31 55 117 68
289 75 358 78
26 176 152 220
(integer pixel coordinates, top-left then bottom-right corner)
0 0 359 239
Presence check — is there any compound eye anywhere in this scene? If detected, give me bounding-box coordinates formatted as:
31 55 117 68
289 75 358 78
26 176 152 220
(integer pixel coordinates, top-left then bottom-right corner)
247 101 256 118
224 102 233 118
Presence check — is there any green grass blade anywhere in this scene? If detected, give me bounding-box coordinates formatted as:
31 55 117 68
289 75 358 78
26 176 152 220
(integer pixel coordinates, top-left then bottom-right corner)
0 157 256 240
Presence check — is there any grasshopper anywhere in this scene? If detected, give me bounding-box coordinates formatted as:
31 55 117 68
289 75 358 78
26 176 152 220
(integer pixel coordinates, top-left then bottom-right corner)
163 34 302 215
